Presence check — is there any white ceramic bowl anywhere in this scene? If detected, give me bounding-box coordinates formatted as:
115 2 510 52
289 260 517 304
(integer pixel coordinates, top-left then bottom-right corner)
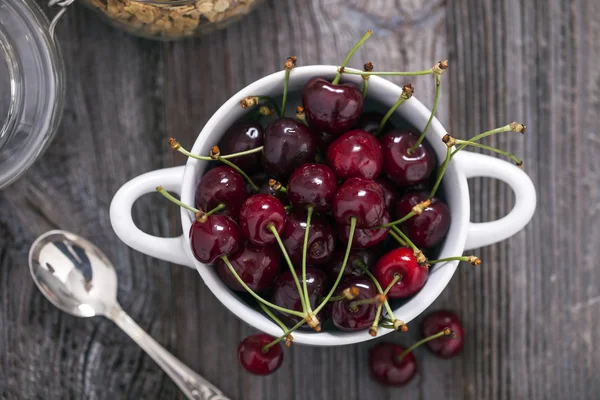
110 66 536 346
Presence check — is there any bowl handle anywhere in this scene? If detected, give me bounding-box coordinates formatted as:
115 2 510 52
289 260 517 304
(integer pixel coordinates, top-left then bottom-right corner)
109 166 194 268
454 151 537 250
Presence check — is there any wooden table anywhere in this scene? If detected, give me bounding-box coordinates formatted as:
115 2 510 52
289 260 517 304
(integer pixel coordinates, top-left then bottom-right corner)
1 0 598 398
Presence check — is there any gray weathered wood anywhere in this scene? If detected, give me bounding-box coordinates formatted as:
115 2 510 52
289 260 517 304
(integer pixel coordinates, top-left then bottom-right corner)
0 0 598 398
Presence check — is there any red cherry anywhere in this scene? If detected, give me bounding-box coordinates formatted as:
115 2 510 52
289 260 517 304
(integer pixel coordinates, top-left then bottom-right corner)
338 210 390 249
238 334 283 375
395 191 450 248
195 166 249 218
421 310 464 358
380 129 436 187
329 276 379 331
323 249 376 281
369 343 417 386
239 194 286 246
375 177 398 211
333 177 386 228
282 210 335 266
373 248 428 299
301 77 364 135
218 122 264 173
216 242 281 292
189 215 241 263
287 163 338 212
326 129 383 180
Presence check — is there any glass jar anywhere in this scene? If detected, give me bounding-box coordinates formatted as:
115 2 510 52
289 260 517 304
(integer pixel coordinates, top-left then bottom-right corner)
79 0 265 40
0 0 65 189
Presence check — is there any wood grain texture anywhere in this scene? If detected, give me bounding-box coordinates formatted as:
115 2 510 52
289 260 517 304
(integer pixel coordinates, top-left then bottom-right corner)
0 0 598 399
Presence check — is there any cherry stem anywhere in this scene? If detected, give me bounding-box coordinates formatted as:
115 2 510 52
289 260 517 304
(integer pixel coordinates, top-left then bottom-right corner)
355 260 398 325
451 124 516 157
384 274 401 295
170 139 261 161
262 319 306 352
332 30 373 85
396 328 453 363
429 255 481 265
220 146 264 159
327 294 347 302
267 224 309 315
429 146 452 199
205 203 226 217
281 69 292 116
388 227 408 247
342 67 435 77
455 140 523 166
221 255 304 317
255 96 282 116
362 78 369 98
156 186 199 213
391 226 418 253
349 295 385 311
377 84 414 136
409 74 441 152
258 302 289 333
378 211 415 229
284 205 293 212
313 217 357 315
369 304 383 336
269 179 287 193
301 206 315 317
218 157 258 192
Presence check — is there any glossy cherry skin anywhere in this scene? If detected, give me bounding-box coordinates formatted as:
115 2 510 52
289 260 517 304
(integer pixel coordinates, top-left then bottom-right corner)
373 247 428 299
195 166 248 218
421 310 464 358
329 276 379 331
263 117 316 180
282 210 335 266
338 210 390 249
357 112 384 135
395 192 450 248
238 334 283 375
333 177 386 228
301 77 364 135
287 163 337 212
380 129 436 187
324 249 376 281
327 129 383 180
239 194 286 246
271 267 328 328
369 343 417 386
189 215 241 263
218 122 264 173
216 242 281 292
375 177 398 211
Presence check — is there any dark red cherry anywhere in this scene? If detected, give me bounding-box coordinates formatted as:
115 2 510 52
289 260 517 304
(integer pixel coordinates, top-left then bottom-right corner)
380 129 436 187
301 77 363 135
239 194 286 246
287 163 338 212
324 249 376 281
357 112 384 135
216 242 281 292
421 310 464 358
263 117 316 180
369 343 417 386
326 129 383 180
333 177 386 228
338 210 390 248
282 210 335 266
314 131 336 153
189 215 240 263
218 122 264 173
271 267 328 328
395 192 450 248
329 276 379 331
238 334 283 375
373 247 428 299
375 177 397 211
195 166 249 218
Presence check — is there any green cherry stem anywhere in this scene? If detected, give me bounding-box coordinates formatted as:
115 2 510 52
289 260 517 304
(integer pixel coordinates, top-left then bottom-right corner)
205 203 226 216
409 73 442 152
341 68 435 77
429 255 481 266
429 145 452 199
156 186 199 213
377 84 414 136
369 304 383 336
218 157 258 192
220 146 264 159
455 140 523 166
388 229 408 247
451 122 526 157
281 56 296 116
362 77 369 98
378 211 415 229
396 328 453 363
241 96 281 116
222 255 304 317
383 274 401 295
258 302 289 332
332 30 373 85
361 62 373 98
301 206 315 316
262 319 306 352
284 205 293 212
391 226 418 252
356 260 403 330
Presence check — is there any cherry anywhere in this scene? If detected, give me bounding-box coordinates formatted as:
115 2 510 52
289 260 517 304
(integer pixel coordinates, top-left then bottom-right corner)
282 210 335 266
239 194 286 246
263 117 316 180
329 276 379 331
369 343 417 386
218 122 264 173
189 215 241 264
324 249 376 281
357 112 384 135
380 129 436 187
375 177 397 211
373 247 428 299
326 129 383 180
271 267 328 328
338 210 390 249
421 310 464 358
333 177 386 228
395 192 450 248
238 334 283 375
301 77 364 135
287 163 338 212
216 242 281 292
195 166 249 218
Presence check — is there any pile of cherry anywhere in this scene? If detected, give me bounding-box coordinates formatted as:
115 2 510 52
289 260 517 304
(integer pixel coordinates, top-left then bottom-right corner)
158 31 526 385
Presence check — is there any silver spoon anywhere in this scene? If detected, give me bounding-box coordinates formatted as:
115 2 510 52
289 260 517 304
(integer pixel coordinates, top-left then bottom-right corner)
28 230 229 400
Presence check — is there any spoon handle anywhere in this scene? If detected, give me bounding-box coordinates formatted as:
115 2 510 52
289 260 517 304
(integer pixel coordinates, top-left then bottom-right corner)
108 306 230 400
